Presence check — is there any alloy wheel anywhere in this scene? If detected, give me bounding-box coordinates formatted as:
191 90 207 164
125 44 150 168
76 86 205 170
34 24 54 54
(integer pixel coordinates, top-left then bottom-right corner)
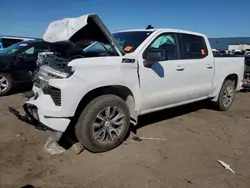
0 75 8 92
222 85 234 107
93 106 125 143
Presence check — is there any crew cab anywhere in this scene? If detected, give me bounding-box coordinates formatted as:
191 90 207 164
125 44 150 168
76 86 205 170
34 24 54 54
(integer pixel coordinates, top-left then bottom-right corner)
10 14 245 153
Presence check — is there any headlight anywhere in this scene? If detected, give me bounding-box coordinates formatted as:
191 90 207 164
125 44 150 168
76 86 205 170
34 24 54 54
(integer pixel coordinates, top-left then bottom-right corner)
63 66 75 78
38 65 74 79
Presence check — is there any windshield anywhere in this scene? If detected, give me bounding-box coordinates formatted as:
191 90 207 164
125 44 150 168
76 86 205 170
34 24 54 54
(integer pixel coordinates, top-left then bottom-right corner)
0 41 29 55
84 31 153 54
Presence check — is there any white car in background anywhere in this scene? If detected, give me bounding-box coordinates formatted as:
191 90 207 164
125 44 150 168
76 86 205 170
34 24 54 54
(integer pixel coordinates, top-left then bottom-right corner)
10 14 245 153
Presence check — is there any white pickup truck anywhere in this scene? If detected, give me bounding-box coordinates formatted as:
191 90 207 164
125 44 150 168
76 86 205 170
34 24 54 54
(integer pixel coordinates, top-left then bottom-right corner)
10 14 244 153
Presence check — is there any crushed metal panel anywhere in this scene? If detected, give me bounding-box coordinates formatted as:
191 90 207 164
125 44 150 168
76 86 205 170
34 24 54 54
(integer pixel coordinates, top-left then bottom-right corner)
43 15 89 43
43 14 124 56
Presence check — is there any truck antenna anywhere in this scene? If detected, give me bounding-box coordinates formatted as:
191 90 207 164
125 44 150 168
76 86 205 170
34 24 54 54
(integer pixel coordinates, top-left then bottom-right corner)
146 25 154 30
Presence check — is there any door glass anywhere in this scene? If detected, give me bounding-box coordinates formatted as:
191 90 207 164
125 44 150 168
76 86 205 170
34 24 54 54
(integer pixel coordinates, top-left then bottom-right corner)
148 33 178 60
36 43 50 53
19 46 38 58
25 47 35 55
180 34 208 59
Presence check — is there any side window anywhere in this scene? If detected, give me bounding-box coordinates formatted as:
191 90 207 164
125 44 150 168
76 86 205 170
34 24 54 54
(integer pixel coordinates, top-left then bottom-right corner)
147 33 179 60
2 38 19 48
179 33 208 59
25 47 35 55
19 46 37 58
19 43 50 58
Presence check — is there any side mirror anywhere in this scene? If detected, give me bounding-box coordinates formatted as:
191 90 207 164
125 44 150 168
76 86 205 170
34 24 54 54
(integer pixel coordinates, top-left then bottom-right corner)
143 49 167 68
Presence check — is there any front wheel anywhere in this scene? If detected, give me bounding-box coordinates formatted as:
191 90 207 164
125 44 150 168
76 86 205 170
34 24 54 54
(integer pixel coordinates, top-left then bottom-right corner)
215 80 235 111
75 95 130 153
0 73 13 96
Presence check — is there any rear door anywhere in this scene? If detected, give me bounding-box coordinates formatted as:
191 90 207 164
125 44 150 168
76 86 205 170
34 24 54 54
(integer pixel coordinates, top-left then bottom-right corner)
177 33 214 99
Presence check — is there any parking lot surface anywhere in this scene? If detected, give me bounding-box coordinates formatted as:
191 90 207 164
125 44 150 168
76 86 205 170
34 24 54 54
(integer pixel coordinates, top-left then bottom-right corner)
0 92 250 188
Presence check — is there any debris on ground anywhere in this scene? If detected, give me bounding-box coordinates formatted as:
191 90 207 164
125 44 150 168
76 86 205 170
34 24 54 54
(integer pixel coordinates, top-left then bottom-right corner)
217 160 235 173
16 133 24 137
132 136 166 141
44 137 66 155
186 128 200 134
70 142 84 155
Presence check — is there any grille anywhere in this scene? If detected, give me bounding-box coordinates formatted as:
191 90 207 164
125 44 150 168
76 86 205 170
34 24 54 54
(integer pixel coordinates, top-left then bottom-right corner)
49 87 61 106
245 57 250 66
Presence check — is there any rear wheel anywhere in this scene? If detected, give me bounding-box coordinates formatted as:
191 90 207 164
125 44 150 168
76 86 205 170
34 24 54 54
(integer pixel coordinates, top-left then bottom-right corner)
0 73 13 96
75 95 130 153
215 80 235 111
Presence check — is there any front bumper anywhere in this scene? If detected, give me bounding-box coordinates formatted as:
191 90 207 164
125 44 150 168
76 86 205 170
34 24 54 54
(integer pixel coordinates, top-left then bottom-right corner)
9 105 65 141
24 89 71 132
10 74 87 140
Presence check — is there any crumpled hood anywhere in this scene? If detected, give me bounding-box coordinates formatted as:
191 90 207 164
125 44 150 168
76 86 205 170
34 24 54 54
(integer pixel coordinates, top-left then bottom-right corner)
43 14 124 55
43 15 88 43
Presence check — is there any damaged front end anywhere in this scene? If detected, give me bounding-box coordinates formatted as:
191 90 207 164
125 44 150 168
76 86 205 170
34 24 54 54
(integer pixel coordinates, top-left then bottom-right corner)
9 14 124 142
9 104 41 129
9 103 65 142
9 51 75 141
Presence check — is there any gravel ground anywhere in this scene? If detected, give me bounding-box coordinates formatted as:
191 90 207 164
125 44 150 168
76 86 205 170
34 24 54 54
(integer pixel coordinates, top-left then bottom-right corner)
0 92 250 188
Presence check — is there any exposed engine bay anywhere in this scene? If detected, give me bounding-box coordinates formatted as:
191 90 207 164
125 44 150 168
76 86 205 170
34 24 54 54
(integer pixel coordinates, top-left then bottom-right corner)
33 14 123 89
34 39 118 83
34 41 83 83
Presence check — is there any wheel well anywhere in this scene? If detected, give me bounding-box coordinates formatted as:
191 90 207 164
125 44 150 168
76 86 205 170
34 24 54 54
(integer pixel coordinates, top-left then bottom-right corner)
225 74 238 89
74 86 137 124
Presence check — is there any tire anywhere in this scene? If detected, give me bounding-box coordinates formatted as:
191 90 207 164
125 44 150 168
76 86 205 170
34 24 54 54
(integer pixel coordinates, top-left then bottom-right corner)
75 94 130 153
0 73 13 96
215 80 235 111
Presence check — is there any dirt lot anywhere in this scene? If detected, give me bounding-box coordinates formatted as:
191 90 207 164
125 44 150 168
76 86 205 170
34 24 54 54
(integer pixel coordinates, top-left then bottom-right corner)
1 92 250 188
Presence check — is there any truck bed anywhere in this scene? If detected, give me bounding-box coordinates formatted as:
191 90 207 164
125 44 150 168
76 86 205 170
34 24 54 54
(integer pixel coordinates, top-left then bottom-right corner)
213 57 244 91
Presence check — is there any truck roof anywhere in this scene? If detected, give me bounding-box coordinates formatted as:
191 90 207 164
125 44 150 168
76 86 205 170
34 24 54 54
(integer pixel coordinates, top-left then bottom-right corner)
0 35 40 40
116 28 206 37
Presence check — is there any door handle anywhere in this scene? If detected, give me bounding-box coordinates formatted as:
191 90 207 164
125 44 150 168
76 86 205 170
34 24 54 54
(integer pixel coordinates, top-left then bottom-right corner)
206 64 213 69
176 66 185 71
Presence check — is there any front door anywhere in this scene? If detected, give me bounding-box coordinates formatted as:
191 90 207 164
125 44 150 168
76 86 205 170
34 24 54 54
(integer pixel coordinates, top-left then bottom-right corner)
139 32 187 113
138 32 213 114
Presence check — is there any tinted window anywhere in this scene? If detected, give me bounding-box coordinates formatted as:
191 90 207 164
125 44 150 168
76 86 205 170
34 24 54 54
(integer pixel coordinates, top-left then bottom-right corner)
0 41 29 55
20 46 37 57
147 33 179 60
19 43 50 58
83 31 153 55
180 34 208 59
2 38 23 48
84 41 118 55
113 31 153 53
36 43 50 53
